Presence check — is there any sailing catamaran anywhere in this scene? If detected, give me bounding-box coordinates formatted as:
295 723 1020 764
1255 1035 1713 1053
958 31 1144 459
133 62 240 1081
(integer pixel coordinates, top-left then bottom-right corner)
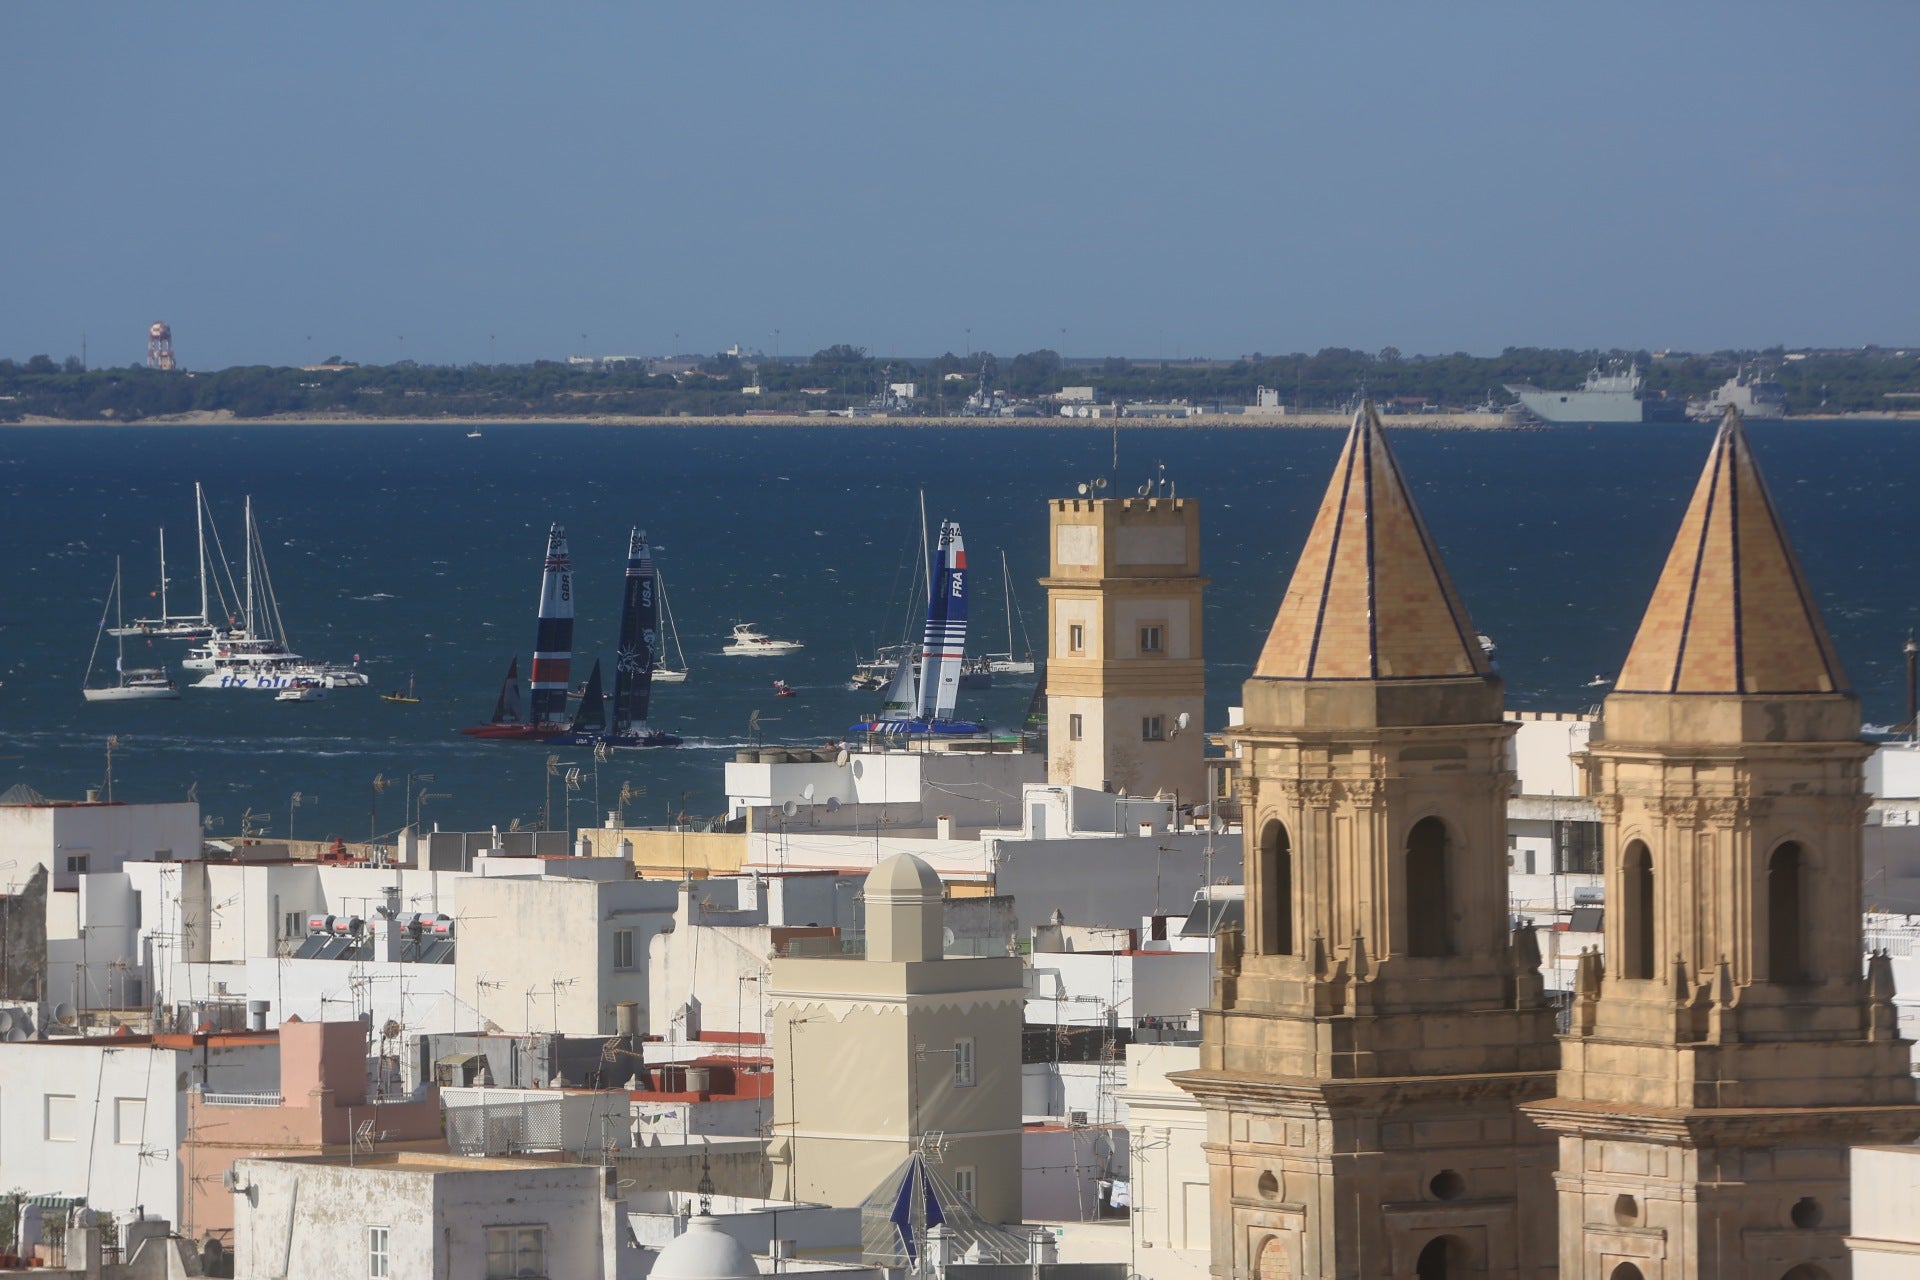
111 482 219 641
84 558 182 701
547 528 683 749
186 496 369 691
848 519 986 737
461 524 576 741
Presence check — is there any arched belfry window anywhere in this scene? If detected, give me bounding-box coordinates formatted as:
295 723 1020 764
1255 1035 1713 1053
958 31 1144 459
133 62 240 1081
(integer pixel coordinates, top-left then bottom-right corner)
1624 841 1655 980
1406 817 1452 957
1259 820 1293 956
1415 1236 1468 1280
1769 842 1806 983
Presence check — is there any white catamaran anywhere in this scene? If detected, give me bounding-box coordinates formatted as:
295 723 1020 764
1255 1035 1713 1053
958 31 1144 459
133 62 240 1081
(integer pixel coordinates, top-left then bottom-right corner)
110 482 220 641
84 558 182 702
186 496 369 691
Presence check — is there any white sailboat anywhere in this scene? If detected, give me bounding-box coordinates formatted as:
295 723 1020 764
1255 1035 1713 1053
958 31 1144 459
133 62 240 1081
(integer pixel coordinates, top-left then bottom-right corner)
983 548 1036 675
651 567 689 683
84 559 181 702
110 482 219 640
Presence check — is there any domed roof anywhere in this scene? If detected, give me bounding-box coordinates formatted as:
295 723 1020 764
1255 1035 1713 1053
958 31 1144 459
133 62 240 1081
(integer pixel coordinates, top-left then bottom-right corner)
866 851 943 899
650 1214 759 1280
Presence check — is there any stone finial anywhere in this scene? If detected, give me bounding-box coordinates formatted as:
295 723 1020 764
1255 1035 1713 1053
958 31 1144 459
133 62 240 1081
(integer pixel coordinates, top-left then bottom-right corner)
1868 951 1898 1041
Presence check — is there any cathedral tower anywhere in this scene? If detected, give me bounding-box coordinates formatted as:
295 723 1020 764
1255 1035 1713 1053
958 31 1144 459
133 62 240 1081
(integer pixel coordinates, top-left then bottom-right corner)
1524 409 1920 1279
1043 492 1206 801
1177 405 1559 1280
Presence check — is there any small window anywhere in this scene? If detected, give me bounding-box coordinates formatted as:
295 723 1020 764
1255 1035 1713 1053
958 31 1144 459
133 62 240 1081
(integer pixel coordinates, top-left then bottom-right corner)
282 911 303 941
1139 624 1164 654
954 1166 977 1206
152 848 173 863
114 1097 145 1146
486 1226 547 1279
954 1037 976 1088
65 854 89 875
1142 715 1165 742
1068 714 1084 742
368 1226 390 1279
1068 623 1085 654
613 928 636 971
45 1094 77 1142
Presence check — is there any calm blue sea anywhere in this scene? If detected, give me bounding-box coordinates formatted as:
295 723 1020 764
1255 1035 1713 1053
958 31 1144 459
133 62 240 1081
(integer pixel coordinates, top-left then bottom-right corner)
0 421 1912 840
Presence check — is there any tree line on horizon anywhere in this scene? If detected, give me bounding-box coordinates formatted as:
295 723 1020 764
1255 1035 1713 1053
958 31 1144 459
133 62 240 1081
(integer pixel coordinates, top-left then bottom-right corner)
0 345 1914 422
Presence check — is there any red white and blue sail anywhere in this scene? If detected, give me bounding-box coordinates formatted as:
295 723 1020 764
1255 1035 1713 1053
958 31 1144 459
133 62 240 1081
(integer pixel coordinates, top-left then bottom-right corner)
527 523 574 726
919 521 967 720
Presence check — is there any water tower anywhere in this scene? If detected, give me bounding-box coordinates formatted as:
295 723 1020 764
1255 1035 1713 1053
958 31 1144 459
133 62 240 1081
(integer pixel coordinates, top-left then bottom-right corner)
147 322 176 371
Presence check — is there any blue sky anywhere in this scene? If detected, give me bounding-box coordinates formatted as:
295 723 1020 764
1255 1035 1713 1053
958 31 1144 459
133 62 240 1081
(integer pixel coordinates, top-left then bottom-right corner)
4 4 1915 367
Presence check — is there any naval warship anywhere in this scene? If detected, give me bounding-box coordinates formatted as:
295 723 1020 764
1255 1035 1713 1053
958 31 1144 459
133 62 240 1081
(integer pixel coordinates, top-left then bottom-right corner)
1504 360 1688 424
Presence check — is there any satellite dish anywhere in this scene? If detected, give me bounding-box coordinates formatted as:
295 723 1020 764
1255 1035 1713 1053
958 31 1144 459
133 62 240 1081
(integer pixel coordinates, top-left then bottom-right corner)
4 1027 27 1043
1138 485 1150 496
825 797 842 814
801 784 816 802
0 1009 14 1033
781 800 798 818
941 927 956 947
53 1002 77 1027
1076 483 1089 496
221 1168 241 1191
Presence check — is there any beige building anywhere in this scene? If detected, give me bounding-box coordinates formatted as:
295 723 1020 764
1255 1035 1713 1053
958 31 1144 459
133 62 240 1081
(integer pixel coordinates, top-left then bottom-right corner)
1176 403 1561 1279
1043 494 1207 802
1523 410 1920 1278
769 853 1024 1224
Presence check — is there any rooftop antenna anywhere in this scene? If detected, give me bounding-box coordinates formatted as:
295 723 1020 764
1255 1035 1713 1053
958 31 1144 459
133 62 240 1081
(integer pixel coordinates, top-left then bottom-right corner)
104 735 121 803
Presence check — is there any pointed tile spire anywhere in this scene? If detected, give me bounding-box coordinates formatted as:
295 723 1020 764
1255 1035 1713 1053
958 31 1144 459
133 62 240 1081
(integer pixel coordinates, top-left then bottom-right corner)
1254 402 1493 681
1614 408 1846 696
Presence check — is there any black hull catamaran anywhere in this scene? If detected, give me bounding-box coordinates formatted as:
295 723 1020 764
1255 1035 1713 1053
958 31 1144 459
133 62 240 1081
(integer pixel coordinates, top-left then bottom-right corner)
547 528 682 749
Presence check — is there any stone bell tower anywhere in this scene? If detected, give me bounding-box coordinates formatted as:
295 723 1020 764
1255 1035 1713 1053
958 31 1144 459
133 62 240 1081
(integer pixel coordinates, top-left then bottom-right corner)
1176 404 1559 1280
1524 409 1920 1279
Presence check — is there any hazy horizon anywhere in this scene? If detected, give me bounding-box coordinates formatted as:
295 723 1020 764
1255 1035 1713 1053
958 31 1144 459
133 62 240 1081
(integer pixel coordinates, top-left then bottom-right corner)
6 4 1916 368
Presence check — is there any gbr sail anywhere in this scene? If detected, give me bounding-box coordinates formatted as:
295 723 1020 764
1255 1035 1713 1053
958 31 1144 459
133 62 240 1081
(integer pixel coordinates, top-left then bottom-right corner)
527 523 575 727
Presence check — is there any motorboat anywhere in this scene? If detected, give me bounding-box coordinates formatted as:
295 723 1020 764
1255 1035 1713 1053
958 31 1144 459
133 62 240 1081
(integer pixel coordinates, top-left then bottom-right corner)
724 623 802 656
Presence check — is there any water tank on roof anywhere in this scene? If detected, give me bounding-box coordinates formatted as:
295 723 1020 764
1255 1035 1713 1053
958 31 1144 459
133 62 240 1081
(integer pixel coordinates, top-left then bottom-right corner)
308 914 334 934
430 914 454 936
685 1066 711 1093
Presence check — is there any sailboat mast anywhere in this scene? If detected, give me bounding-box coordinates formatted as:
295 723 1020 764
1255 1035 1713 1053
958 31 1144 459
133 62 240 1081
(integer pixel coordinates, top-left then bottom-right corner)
243 495 255 637
195 481 209 626
113 556 127 673
1001 549 1014 656
157 527 168 620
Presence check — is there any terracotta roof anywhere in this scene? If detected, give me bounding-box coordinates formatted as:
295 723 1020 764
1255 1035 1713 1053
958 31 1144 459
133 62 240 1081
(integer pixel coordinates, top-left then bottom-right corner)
1614 407 1846 695
1254 401 1492 681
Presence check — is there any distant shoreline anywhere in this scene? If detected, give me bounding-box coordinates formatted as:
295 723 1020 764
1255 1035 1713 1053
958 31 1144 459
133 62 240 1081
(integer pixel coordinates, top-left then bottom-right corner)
8 410 1917 429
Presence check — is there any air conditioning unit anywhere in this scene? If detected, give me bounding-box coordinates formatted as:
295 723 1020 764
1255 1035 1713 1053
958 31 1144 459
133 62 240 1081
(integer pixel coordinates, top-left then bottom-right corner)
1068 1110 1088 1128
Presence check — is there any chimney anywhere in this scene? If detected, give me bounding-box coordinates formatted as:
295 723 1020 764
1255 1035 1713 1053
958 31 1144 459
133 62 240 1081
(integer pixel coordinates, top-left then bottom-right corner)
247 1000 271 1032
615 1001 639 1037
935 814 954 841
1027 1228 1058 1265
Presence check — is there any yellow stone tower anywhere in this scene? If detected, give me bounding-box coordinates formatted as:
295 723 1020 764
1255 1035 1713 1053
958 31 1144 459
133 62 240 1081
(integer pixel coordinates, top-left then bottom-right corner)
1524 409 1920 1279
1042 491 1206 802
1177 405 1559 1280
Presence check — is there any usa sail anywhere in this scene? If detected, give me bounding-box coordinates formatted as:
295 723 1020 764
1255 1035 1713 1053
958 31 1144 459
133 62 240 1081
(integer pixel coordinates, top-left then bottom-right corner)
543 527 683 750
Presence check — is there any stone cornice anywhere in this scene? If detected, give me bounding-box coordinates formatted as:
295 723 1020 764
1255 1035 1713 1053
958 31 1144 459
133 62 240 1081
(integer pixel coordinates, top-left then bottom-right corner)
1170 1067 1557 1113
1520 1096 1920 1147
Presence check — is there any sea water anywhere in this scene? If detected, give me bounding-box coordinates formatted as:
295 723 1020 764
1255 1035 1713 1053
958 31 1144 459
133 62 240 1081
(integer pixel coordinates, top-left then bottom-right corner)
0 420 1912 840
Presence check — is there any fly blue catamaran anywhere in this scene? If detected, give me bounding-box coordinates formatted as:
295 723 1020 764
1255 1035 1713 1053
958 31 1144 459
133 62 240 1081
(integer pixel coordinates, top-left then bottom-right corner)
848 519 986 738
546 528 683 749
